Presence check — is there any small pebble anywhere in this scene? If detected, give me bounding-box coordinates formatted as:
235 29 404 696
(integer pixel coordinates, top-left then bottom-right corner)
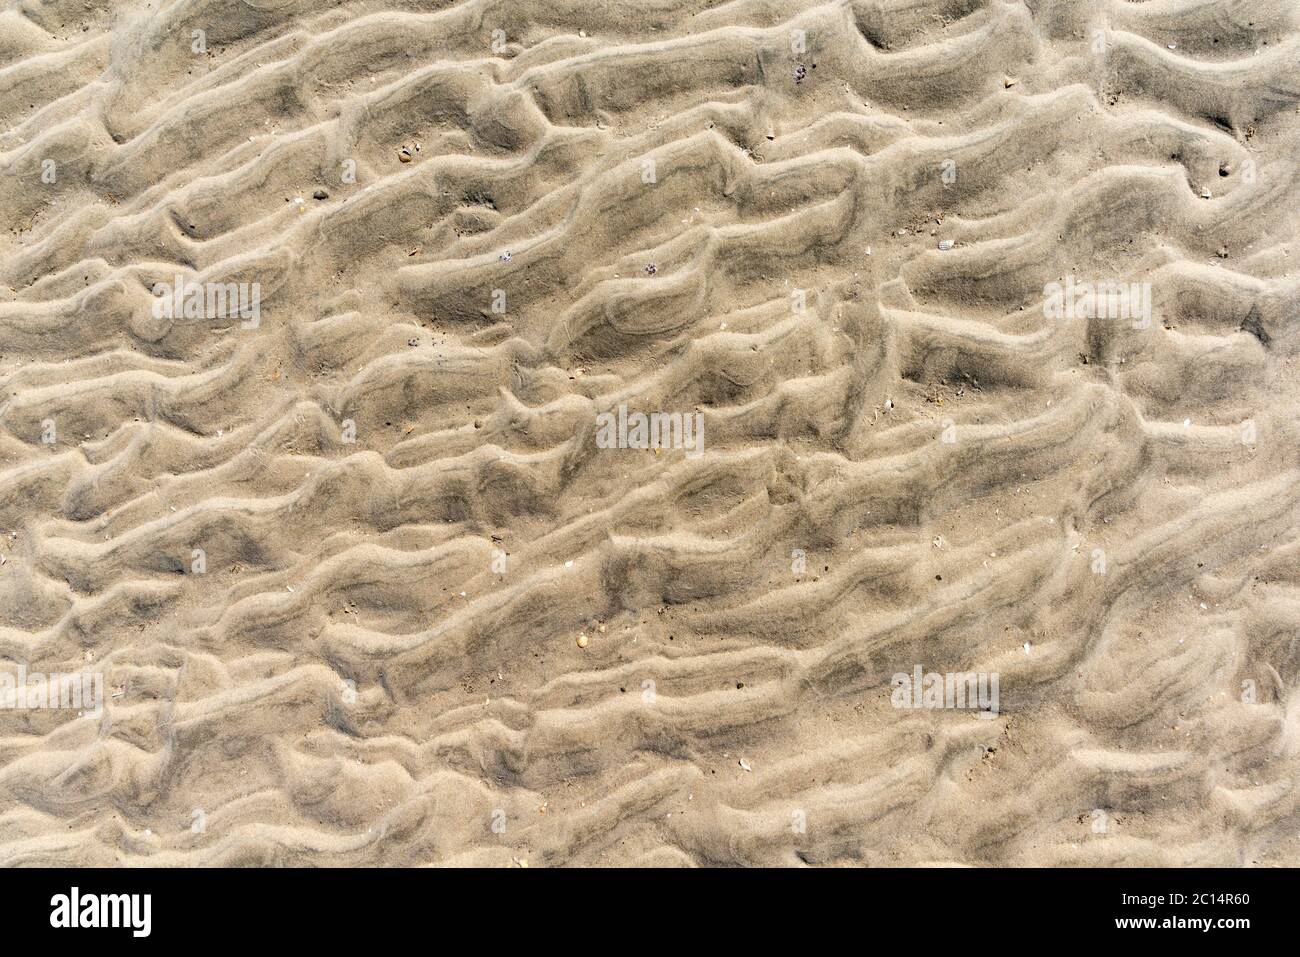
576 634 588 649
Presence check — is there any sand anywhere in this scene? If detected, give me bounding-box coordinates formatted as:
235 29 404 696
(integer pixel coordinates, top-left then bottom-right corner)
0 0 1298 867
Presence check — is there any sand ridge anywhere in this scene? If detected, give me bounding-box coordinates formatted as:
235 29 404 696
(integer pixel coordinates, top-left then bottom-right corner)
0 0 1298 866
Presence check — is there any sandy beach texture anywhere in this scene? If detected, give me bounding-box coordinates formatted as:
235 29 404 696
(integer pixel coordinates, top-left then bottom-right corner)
1 0 1298 867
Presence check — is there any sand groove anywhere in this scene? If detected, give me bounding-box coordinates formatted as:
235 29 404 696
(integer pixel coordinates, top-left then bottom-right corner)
1 0 1298 866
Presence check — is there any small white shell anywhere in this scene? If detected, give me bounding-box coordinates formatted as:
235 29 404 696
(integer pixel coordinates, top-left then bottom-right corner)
937 239 955 251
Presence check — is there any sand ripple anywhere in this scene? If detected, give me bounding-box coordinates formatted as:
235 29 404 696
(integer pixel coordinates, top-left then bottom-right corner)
0 0 1298 865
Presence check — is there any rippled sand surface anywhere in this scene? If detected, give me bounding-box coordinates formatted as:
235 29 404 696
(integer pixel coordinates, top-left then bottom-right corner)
1 0 1298 866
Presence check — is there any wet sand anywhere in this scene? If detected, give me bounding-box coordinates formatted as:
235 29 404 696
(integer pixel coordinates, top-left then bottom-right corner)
0 0 1298 865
